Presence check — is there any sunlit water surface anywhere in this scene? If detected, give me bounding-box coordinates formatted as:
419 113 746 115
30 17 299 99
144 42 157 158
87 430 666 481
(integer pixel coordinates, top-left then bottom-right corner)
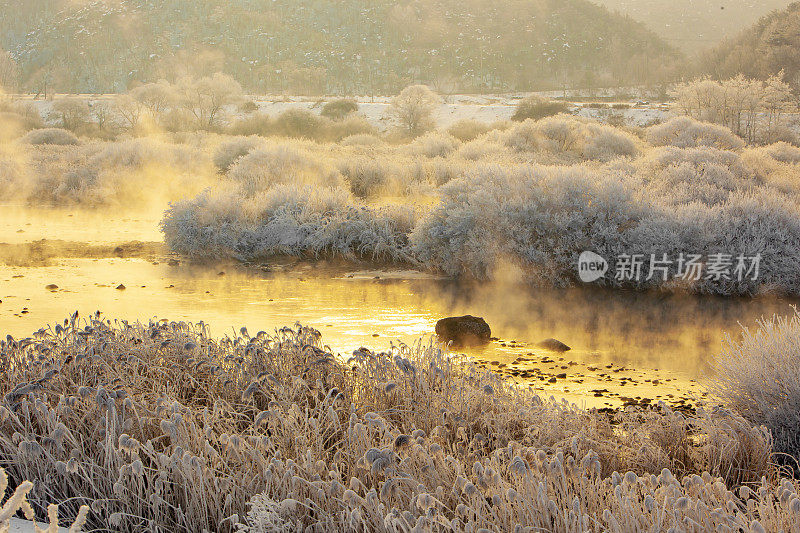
2 205 797 409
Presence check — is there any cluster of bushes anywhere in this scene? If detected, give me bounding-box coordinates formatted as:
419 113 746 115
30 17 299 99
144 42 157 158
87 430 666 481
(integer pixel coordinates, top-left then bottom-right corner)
511 95 571 121
0 96 43 142
501 115 641 162
228 109 374 142
3 137 215 208
0 313 787 532
161 114 800 296
162 184 416 263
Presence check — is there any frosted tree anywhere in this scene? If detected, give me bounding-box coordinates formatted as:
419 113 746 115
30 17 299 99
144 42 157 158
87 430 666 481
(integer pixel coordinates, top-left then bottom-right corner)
178 73 244 129
672 74 796 144
50 98 92 131
390 85 441 137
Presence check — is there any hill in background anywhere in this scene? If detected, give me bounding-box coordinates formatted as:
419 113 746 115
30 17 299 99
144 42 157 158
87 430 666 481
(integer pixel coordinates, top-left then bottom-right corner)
0 0 681 95
698 1 800 89
592 0 791 52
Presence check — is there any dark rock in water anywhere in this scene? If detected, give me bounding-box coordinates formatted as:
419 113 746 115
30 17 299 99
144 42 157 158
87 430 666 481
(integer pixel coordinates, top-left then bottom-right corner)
435 316 491 347
45 284 58 290
115 284 126 290
538 338 571 352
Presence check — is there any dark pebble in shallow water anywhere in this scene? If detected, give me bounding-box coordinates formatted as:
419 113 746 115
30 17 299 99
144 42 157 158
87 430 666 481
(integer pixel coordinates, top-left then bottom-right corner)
45 284 58 290
116 284 126 290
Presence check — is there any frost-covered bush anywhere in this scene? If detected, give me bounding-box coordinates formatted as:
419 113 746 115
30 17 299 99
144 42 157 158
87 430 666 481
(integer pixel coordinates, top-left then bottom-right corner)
446 119 491 142
647 116 745 151
758 142 800 164
713 310 800 459
340 133 384 147
457 137 510 161
338 157 401 198
503 116 639 162
636 146 756 206
511 95 570 121
324 114 375 141
406 131 460 158
227 144 343 194
213 136 261 173
320 98 358 120
21 128 79 146
741 143 800 193
161 184 416 262
410 163 800 294
411 165 644 281
0 111 41 141
0 150 29 200
10 137 213 207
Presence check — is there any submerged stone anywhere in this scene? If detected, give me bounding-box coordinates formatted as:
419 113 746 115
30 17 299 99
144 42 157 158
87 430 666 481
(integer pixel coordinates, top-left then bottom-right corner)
538 338 571 352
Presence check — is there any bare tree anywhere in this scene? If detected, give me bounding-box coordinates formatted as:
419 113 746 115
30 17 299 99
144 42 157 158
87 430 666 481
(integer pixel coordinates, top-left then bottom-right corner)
130 81 175 124
50 97 92 131
113 94 144 130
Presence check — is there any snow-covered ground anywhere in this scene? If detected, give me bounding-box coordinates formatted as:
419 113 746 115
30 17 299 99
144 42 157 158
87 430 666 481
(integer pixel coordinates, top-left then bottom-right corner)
15 93 675 131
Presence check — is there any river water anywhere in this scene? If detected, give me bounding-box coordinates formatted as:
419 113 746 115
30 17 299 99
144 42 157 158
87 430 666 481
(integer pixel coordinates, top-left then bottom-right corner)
2 205 797 409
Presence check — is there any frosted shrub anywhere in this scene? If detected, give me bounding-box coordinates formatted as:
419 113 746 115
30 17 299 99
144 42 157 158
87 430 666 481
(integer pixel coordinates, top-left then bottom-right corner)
338 157 402 198
161 184 416 262
340 133 384 147
637 146 756 205
713 310 800 459
409 164 800 295
320 98 358 120
457 137 510 161
412 165 644 281
0 314 779 532
511 94 571 121
0 150 29 200
758 142 800 164
213 136 262 173
742 144 800 193
227 144 343 195
503 116 639 162
21 128 79 146
647 116 745 151
14 138 213 207
406 131 460 158
446 119 491 142
324 114 375 141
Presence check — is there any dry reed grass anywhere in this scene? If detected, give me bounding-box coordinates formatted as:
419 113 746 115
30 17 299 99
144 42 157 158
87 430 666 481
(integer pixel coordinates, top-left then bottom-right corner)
0 313 786 532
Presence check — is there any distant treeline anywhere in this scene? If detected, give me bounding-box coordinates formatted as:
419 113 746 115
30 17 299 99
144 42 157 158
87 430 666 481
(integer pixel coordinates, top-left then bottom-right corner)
0 0 682 95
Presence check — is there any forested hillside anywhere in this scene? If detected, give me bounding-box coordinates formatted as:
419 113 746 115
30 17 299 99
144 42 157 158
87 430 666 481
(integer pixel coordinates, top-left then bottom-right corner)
0 0 681 94
699 2 800 90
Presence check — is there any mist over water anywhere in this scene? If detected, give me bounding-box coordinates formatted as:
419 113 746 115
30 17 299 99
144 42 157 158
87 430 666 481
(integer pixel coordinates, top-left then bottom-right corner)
2 204 796 409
